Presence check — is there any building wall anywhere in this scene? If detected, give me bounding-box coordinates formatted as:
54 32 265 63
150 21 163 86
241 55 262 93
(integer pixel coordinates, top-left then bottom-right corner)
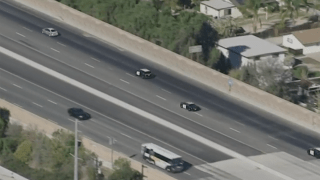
303 43 320 54
282 34 304 50
230 7 242 18
200 4 220 17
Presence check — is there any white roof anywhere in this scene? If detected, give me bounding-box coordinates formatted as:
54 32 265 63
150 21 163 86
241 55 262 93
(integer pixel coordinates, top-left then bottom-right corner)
142 143 181 159
201 0 235 10
187 102 195 104
315 147 320 151
217 35 286 58
140 68 150 72
47 28 56 31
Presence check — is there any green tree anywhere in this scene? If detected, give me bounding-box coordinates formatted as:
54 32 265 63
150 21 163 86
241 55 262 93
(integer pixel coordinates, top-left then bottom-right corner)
108 158 142 180
0 108 10 138
239 0 262 32
280 0 302 24
14 140 33 163
212 18 239 38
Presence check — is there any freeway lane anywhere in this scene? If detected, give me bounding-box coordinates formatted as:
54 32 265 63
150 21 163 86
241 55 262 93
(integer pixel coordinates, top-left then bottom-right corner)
0 55 222 180
0 0 319 162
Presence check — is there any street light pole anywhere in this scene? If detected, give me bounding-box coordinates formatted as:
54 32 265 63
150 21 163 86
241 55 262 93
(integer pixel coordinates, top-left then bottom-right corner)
74 118 78 180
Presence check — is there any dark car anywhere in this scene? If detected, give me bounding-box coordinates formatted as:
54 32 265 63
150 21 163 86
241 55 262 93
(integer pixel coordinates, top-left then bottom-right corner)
180 102 201 111
68 108 91 120
135 69 153 79
307 148 320 158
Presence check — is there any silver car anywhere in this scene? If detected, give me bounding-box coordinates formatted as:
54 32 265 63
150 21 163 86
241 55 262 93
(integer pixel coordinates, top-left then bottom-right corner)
42 28 59 37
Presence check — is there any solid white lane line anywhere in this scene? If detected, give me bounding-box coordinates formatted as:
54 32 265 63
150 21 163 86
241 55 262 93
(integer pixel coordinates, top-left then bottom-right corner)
156 95 166 101
68 118 75 122
84 63 94 68
120 79 130 84
194 112 203 117
16 32 25 37
234 121 245 126
120 133 133 139
23 27 33 32
12 84 22 89
57 42 66 47
91 57 100 62
68 118 83 124
50 48 60 53
32 102 43 108
126 73 136 77
267 144 277 149
3 47 293 180
268 136 279 141
0 87 7 91
13 103 22 108
230 128 240 133
184 172 191 176
47 119 58 125
47 99 57 104
161 89 171 94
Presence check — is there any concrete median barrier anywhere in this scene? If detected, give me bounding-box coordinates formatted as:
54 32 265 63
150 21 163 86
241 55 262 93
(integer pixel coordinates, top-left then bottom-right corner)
0 99 176 180
11 0 320 132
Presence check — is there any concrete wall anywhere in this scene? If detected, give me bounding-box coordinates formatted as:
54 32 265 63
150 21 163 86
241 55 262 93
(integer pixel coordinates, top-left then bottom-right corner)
11 0 320 133
282 34 304 50
231 7 242 18
200 3 220 17
303 43 320 54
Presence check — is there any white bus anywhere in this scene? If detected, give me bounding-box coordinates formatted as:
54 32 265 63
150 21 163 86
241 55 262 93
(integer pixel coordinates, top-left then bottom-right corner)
141 143 184 173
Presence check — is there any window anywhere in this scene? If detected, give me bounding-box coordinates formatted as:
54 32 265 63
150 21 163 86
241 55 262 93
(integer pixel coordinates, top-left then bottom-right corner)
287 38 293 44
154 152 171 163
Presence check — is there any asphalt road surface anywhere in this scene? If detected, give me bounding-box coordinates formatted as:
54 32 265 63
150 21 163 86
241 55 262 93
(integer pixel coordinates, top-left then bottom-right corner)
1 0 320 179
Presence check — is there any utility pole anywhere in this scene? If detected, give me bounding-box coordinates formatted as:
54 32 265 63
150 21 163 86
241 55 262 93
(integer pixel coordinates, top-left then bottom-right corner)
74 118 78 180
141 164 147 180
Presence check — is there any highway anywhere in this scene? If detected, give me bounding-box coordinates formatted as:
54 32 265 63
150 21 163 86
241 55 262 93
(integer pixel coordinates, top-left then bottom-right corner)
1 0 320 179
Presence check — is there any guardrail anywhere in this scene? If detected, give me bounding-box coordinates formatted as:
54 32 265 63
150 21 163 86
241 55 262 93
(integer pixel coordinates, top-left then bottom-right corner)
11 0 320 132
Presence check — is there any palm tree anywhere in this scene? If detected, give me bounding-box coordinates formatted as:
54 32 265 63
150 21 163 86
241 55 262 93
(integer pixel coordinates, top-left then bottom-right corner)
279 0 302 25
239 0 262 33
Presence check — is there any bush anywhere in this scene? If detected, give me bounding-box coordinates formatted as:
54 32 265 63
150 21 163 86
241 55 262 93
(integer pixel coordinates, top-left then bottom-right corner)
14 140 33 163
108 158 142 180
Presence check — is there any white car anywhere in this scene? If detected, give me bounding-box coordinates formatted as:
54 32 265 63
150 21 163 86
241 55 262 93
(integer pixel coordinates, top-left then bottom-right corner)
136 69 153 79
42 28 59 37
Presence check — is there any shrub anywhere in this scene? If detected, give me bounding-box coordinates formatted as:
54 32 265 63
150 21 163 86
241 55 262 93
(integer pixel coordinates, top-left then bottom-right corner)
14 140 32 163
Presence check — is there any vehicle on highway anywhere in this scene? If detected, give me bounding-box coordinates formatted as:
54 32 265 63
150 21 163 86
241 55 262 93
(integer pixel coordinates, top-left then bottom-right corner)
180 102 201 111
135 69 153 79
141 143 184 173
42 28 59 37
68 108 91 120
307 147 320 158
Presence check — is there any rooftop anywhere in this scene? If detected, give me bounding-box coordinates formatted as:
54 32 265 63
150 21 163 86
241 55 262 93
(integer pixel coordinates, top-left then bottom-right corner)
217 35 286 58
142 143 181 160
201 0 235 10
292 28 320 45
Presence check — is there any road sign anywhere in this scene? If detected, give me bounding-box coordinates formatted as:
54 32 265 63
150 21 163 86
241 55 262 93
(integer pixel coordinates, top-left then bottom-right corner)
228 78 234 87
189 45 202 53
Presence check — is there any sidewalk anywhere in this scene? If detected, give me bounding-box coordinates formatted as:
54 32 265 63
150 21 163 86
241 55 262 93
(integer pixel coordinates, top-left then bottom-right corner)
0 165 29 180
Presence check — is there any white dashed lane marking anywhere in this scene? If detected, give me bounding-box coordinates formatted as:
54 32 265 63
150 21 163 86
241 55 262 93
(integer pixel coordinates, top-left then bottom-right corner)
184 172 191 176
85 63 94 68
32 102 43 108
161 89 171 94
47 99 57 104
0 87 7 91
194 112 203 117
23 27 33 32
267 144 277 149
156 95 166 101
91 57 100 62
269 136 279 141
50 48 60 53
13 103 22 108
120 79 130 84
57 42 66 47
126 73 136 78
120 133 133 139
16 32 25 37
230 128 240 133
12 84 22 89
234 121 245 126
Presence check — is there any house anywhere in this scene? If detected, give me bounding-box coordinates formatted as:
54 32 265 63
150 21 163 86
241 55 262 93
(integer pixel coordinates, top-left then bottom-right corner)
200 0 280 19
282 28 320 55
216 35 287 68
200 0 242 19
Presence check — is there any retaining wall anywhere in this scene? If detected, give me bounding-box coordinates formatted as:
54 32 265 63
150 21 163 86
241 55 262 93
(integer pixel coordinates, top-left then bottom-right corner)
0 99 175 180
11 0 320 132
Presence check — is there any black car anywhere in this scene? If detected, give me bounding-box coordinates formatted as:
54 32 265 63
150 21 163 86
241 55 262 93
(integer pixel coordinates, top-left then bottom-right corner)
180 102 201 111
68 108 91 120
307 148 320 158
135 69 153 79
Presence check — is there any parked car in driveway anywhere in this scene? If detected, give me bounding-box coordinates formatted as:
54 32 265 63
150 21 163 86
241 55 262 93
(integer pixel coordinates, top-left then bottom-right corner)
136 69 154 79
180 102 201 111
68 108 91 120
42 28 59 37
